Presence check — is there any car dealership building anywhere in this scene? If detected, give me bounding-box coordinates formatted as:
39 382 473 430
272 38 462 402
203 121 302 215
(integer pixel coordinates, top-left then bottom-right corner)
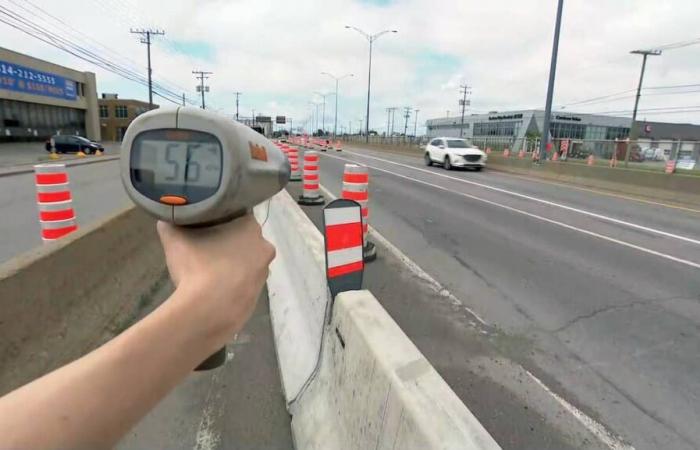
0 47 100 142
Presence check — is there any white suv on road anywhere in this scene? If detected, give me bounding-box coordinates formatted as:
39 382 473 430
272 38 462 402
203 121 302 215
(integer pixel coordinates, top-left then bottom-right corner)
425 137 487 171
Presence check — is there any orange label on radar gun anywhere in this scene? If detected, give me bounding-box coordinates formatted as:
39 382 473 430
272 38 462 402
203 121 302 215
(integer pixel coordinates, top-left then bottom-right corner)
249 142 268 162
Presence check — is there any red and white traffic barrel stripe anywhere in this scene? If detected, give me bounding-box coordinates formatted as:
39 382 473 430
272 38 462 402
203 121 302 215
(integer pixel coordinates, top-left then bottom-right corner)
298 150 325 205
323 199 364 299
341 164 376 262
34 163 78 241
287 146 302 181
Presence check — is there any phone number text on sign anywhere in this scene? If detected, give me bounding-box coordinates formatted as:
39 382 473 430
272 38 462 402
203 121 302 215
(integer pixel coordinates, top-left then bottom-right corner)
0 60 77 100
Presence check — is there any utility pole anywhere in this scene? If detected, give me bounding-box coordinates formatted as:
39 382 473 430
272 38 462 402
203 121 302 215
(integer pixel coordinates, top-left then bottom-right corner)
385 107 392 137
459 84 471 138
130 28 165 109
182 93 186 106
538 0 564 162
234 91 242 120
403 107 411 136
413 108 420 138
626 49 662 166
192 70 213 109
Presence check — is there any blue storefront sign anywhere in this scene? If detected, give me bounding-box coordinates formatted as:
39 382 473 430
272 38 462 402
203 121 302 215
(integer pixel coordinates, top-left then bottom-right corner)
0 60 77 101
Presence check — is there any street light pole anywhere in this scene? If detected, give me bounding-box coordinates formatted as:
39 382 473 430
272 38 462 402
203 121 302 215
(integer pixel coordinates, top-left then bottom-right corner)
538 0 564 162
413 108 420 139
321 72 354 138
626 49 662 166
314 92 335 135
459 84 471 138
234 91 242 120
346 26 398 143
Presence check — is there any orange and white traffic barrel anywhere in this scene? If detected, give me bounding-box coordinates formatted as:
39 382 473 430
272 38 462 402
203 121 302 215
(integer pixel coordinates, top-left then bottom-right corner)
323 198 364 299
287 146 302 181
503 148 511 158
341 164 376 262
335 140 343 151
587 154 595 166
298 150 325 205
34 163 77 242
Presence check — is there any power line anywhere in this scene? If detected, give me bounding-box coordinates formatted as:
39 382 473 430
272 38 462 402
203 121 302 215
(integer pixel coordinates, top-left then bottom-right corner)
0 5 197 106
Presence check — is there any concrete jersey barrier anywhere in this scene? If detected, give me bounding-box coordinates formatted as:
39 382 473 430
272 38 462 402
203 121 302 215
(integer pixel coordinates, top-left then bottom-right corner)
0 205 165 395
292 290 501 450
259 191 329 401
263 190 500 449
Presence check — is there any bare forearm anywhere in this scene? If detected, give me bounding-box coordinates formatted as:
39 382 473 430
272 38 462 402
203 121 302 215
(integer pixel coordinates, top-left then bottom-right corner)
0 282 224 450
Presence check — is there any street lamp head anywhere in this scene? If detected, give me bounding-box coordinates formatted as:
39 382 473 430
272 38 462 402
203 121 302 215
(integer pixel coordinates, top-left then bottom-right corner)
391 30 398 33
630 49 662 56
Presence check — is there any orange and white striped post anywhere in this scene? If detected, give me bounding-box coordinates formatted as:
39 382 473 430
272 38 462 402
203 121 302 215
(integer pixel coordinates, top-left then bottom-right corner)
298 150 325 205
587 154 595 166
342 164 376 262
323 199 364 299
287 146 302 181
335 140 343 152
34 164 78 242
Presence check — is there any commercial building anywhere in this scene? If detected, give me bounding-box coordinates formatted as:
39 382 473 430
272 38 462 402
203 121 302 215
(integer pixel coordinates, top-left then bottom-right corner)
426 109 700 162
98 94 155 141
426 109 631 142
0 47 100 142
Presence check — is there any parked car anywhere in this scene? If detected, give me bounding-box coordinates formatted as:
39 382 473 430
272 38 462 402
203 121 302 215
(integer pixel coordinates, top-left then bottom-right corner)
641 147 665 161
45 135 104 154
424 137 487 171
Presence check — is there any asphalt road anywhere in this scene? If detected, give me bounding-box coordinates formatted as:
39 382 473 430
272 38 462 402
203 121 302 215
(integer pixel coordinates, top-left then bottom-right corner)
4 141 699 448
0 142 121 167
310 146 700 450
0 158 131 263
117 283 292 450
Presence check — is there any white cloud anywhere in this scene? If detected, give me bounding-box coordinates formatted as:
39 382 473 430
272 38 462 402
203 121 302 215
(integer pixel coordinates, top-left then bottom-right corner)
2 0 700 133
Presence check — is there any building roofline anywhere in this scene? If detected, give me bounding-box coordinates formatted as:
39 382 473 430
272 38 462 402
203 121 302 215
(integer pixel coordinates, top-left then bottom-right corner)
0 46 94 79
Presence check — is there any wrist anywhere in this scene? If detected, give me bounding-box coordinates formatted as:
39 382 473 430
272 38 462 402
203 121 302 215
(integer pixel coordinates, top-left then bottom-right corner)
161 283 228 358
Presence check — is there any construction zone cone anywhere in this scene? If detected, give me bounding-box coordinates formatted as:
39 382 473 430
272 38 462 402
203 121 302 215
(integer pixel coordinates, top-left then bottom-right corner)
335 140 343 152
34 164 78 242
342 164 376 263
503 148 510 158
518 149 525 159
298 151 325 205
610 155 618 168
552 151 559 162
486 147 492 154
287 147 302 181
587 154 595 166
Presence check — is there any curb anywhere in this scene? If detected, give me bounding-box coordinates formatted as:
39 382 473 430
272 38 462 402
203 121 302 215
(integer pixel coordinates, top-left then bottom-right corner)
0 155 120 178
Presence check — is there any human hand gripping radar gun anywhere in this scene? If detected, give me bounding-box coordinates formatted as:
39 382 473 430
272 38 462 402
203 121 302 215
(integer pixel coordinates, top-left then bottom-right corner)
120 107 290 370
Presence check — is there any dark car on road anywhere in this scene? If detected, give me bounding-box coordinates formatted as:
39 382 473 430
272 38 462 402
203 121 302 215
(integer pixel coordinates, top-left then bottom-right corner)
45 135 105 154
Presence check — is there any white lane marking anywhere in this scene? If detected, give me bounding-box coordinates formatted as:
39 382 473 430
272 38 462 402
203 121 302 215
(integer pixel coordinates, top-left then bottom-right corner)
343 149 700 247
317 182 630 450
525 371 634 450
318 184 488 326
322 153 700 270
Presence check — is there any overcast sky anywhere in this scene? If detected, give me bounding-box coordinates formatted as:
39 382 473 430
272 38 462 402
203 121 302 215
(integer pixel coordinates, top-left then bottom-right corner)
2 0 699 134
